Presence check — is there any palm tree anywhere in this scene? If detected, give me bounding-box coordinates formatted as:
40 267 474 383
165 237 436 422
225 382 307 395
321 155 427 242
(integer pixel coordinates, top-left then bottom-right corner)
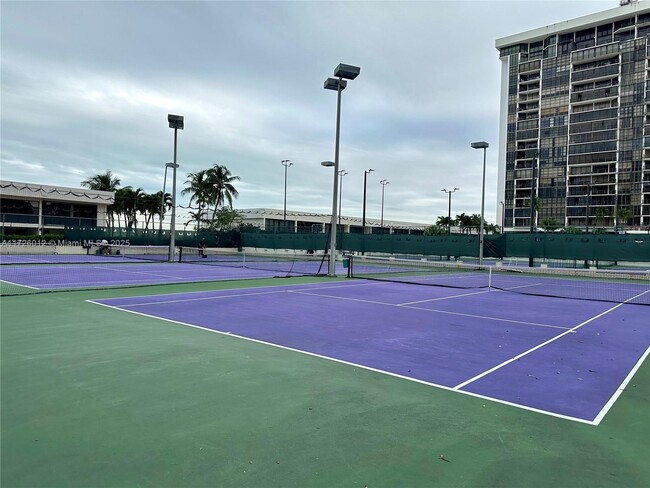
616 207 632 229
182 170 213 229
140 193 162 231
81 171 121 191
469 214 482 234
455 213 473 234
185 209 207 231
81 171 121 228
595 207 610 230
152 191 173 233
207 164 240 211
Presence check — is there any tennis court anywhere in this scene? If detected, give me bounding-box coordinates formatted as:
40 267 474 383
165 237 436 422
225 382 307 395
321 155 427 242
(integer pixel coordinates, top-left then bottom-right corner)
90 279 648 424
0 247 338 294
2 251 649 487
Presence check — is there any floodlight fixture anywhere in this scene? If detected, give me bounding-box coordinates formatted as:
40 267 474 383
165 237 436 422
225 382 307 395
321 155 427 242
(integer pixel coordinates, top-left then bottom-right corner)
324 78 347 91
471 141 489 149
168 114 184 130
334 63 361 80
321 161 335 167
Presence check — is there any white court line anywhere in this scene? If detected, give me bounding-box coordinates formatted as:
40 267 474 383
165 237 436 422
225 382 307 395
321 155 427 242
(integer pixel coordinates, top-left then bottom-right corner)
86 298 597 425
592 346 650 425
105 289 290 307
398 289 492 305
289 290 569 330
90 265 186 280
0 279 39 290
452 288 650 395
87 278 351 303
397 282 543 306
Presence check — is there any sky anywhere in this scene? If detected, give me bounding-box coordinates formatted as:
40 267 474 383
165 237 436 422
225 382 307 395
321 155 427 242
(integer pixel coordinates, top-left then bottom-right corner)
1 0 624 227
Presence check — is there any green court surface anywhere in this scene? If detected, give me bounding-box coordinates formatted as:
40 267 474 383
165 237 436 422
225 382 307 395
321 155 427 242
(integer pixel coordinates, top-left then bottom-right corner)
1 278 649 488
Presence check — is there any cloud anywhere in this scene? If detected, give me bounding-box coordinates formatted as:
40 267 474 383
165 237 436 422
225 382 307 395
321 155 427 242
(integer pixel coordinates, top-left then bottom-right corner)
1 0 614 226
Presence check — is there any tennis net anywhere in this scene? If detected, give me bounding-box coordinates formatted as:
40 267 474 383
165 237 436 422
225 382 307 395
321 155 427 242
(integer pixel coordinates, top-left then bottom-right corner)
348 255 650 306
178 247 328 277
0 243 174 265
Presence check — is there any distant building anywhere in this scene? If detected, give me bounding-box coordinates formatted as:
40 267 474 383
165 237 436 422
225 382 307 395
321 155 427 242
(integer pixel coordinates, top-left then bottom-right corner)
0 180 114 236
239 208 428 235
495 1 650 231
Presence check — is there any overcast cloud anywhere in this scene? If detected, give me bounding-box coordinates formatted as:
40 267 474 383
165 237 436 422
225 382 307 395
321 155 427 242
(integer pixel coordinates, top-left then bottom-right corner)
1 0 620 226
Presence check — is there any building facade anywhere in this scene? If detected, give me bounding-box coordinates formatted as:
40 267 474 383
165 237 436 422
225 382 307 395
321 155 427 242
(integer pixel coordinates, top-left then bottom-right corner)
0 180 114 236
495 1 650 231
239 208 428 235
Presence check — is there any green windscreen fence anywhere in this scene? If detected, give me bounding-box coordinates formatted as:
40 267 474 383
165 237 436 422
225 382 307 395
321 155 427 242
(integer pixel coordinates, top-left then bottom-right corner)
241 231 650 263
48 228 650 263
63 227 240 248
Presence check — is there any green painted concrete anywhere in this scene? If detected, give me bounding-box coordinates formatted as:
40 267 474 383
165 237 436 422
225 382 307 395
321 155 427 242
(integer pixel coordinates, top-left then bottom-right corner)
2 279 648 487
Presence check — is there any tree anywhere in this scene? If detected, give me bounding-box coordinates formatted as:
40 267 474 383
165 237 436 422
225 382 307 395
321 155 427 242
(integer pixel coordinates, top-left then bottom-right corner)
120 187 144 229
152 191 173 233
455 213 473 234
81 171 121 192
617 207 632 228
207 164 240 225
595 207 610 229
540 217 560 231
182 169 213 230
209 208 243 231
424 224 447 236
436 216 452 227
140 193 162 231
184 209 207 231
468 214 482 233
81 171 121 227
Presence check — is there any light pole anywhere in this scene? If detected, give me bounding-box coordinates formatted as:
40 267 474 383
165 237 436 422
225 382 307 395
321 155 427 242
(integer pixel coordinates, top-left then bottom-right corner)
528 151 539 267
324 63 361 276
167 114 184 262
471 141 489 266
380 179 389 232
338 170 348 226
159 162 176 234
362 168 374 234
586 182 591 233
499 200 505 233
281 159 293 226
441 188 459 235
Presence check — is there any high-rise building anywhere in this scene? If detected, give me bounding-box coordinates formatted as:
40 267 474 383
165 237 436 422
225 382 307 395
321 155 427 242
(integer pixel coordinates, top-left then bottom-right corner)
495 1 650 232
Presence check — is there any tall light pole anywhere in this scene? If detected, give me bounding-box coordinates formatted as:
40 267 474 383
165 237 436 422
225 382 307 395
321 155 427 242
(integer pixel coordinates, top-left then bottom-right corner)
586 182 591 233
471 141 489 266
499 200 505 233
441 188 459 235
338 169 347 226
159 162 176 235
324 63 361 276
528 151 539 267
281 159 293 225
380 179 389 232
167 114 184 262
362 168 374 234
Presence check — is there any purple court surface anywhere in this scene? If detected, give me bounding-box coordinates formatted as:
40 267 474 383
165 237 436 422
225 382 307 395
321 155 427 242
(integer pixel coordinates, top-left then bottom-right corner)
90 280 650 425
0 261 338 290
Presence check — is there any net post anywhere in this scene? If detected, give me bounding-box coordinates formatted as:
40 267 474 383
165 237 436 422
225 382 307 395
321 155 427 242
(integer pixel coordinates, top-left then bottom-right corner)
178 246 183 263
347 255 352 278
488 265 492 291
